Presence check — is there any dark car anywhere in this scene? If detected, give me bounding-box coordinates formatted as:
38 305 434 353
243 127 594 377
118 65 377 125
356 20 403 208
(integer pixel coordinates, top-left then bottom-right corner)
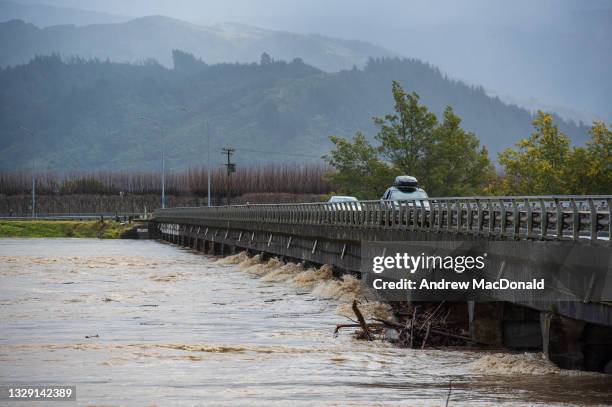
381 176 430 210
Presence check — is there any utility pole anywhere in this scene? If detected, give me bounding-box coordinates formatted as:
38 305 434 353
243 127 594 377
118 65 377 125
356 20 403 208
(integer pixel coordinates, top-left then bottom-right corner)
206 122 211 207
222 147 236 206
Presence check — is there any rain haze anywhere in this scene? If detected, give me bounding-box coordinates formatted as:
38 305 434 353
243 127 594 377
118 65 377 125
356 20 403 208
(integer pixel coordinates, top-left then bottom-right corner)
4 0 612 122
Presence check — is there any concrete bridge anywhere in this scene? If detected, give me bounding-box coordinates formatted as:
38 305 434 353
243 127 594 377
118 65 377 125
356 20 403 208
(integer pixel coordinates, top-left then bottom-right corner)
151 195 612 372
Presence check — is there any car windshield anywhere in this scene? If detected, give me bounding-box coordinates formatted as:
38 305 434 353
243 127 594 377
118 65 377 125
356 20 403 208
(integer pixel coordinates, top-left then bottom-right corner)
389 189 428 200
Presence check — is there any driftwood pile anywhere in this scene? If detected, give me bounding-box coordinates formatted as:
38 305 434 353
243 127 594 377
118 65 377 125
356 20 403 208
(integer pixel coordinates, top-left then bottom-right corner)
335 300 477 349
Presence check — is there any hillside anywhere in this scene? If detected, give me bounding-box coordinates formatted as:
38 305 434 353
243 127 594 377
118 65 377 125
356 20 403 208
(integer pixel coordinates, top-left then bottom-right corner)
0 0 129 27
0 16 396 71
0 53 589 172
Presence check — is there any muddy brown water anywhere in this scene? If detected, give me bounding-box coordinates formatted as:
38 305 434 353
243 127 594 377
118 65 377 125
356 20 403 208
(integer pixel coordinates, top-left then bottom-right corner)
1 238 610 406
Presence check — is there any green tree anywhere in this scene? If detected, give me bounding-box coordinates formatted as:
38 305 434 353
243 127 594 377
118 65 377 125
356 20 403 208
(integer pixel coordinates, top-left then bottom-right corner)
565 121 612 194
584 121 612 193
498 111 572 194
427 107 495 196
323 132 393 199
374 81 437 178
325 82 494 198
498 113 612 195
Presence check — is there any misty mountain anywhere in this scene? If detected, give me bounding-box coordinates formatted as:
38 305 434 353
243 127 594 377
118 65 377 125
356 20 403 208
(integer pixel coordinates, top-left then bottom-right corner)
0 16 396 72
2 0 609 123
0 0 129 27
0 52 589 172
382 9 612 122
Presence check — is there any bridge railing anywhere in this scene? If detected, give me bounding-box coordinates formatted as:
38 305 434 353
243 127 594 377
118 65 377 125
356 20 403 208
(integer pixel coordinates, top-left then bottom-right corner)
154 195 611 243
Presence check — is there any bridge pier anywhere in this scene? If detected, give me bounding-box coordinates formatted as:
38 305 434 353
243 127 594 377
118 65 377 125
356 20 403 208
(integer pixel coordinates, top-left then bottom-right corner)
503 303 542 349
208 241 223 255
541 313 612 372
468 302 543 349
469 302 503 346
542 312 585 370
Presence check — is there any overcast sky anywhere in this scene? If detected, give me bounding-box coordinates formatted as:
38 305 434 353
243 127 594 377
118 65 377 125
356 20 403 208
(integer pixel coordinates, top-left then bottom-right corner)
11 0 609 33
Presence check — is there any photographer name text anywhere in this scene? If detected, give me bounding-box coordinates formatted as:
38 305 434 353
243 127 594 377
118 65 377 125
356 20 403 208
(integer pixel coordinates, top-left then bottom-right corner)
372 278 545 290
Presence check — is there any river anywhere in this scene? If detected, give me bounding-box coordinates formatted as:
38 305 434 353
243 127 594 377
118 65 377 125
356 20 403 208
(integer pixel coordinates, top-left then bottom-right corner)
1 238 610 406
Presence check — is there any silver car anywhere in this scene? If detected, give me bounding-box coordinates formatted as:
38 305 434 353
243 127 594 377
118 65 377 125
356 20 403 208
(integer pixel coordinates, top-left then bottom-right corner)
327 195 361 211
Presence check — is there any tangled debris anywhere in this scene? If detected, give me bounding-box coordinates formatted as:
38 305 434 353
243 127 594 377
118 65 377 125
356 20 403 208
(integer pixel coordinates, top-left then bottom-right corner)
336 300 482 348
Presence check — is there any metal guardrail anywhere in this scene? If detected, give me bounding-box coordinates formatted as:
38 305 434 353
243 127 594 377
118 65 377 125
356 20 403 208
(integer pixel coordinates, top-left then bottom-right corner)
154 196 612 243
0 212 152 221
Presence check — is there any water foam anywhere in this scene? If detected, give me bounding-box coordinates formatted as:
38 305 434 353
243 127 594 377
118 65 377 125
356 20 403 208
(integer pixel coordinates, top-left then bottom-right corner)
149 272 187 282
291 264 333 288
215 251 250 265
311 274 363 302
469 352 600 376
228 252 393 322
261 262 304 282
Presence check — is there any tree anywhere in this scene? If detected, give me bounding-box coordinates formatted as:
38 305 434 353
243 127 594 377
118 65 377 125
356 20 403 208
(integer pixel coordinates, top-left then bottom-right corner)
323 133 393 199
260 52 272 65
374 81 437 177
584 121 612 194
427 107 495 196
324 82 494 198
498 113 612 195
498 112 572 194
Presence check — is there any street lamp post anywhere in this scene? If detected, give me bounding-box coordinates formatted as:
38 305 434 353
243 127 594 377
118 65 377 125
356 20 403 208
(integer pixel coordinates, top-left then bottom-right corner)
183 109 212 207
161 129 166 209
32 167 36 217
141 110 212 209
20 126 36 218
206 121 211 207
139 117 165 209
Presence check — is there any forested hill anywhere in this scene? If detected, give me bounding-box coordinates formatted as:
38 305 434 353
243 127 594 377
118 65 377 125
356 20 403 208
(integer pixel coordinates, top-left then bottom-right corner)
0 52 588 172
0 17 395 71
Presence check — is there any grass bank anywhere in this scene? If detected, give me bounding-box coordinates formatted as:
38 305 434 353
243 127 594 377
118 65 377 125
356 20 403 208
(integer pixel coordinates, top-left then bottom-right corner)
0 220 135 238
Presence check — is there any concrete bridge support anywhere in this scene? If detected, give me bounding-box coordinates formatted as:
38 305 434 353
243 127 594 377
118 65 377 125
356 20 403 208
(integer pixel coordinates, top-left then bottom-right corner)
468 302 542 349
541 313 612 372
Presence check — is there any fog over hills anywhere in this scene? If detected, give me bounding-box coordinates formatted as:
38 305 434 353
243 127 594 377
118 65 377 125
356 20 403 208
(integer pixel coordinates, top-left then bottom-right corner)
10 0 609 123
0 14 396 71
2 0 609 122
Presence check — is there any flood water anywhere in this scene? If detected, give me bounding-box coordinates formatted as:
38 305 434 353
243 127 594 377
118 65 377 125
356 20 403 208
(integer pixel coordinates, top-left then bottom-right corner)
1 238 611 406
